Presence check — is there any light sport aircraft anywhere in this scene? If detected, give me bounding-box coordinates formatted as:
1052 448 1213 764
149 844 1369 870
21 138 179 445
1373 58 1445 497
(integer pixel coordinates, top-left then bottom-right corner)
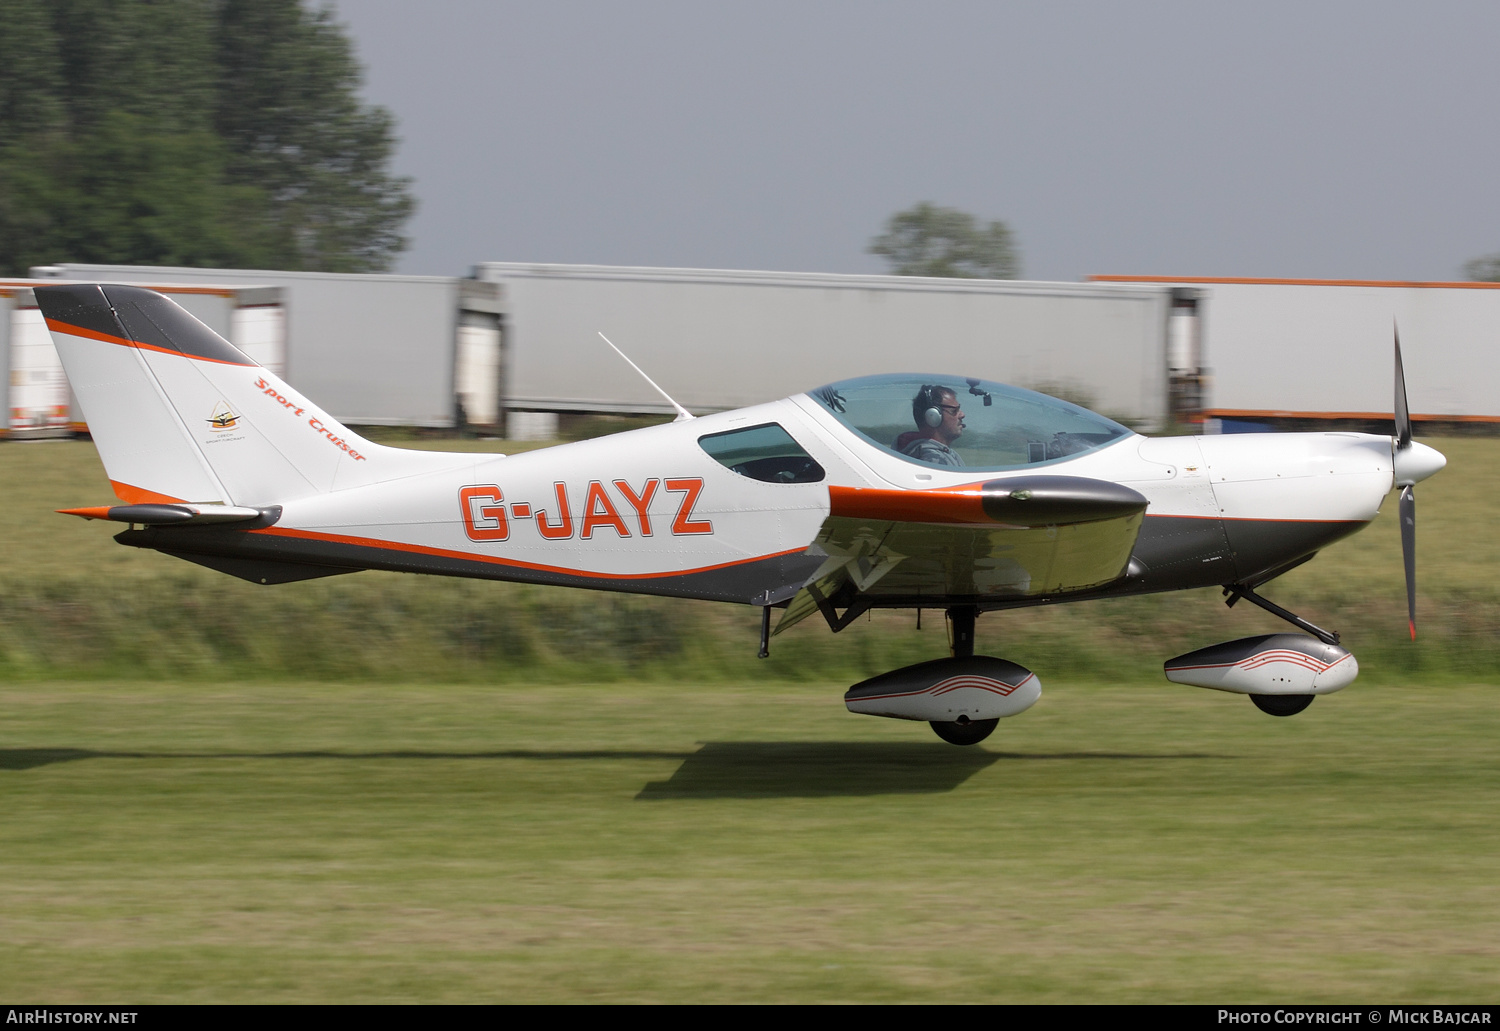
37 283 1447 745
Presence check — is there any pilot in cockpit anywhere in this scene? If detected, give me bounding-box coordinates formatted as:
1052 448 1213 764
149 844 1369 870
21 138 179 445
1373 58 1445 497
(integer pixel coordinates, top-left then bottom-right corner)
897 384 966 466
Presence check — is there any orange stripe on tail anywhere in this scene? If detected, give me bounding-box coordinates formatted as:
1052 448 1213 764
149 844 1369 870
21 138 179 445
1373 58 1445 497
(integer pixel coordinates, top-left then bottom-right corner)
110 481 185 504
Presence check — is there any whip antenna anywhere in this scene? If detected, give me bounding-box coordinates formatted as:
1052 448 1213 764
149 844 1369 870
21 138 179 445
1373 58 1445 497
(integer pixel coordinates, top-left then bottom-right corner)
597 332 694 421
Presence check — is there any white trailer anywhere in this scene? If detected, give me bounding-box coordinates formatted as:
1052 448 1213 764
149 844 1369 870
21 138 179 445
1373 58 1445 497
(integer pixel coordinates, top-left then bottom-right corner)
1093 276 1500 428
475 264 1177 431
1 280 283 439
34 265 503 430
36 263 1182 435
0 286 68 437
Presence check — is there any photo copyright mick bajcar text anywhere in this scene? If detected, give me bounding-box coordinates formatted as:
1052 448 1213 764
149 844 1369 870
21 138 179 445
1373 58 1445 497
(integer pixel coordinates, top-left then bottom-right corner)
1220 1012 1491 1025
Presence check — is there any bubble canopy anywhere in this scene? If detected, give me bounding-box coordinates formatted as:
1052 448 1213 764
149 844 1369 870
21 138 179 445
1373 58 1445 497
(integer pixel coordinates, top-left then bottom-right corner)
807 374 1133 472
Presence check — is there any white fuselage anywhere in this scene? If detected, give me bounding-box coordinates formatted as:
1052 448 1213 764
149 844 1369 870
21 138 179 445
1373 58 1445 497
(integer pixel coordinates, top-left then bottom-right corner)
252 396 1411 602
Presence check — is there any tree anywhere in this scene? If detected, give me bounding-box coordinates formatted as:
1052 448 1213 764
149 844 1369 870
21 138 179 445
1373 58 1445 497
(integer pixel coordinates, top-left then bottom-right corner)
0 113 282 273
0 0 413 276
212 0 414 273
1463 253 1500 282
0 0 64 141
868 202 1020 279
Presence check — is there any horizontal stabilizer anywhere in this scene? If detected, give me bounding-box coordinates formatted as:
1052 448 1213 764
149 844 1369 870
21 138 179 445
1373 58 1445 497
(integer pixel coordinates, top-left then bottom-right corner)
59 503 275 526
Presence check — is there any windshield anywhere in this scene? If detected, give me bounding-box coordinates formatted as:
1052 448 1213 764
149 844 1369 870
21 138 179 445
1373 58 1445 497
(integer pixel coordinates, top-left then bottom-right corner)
808 373 1131 471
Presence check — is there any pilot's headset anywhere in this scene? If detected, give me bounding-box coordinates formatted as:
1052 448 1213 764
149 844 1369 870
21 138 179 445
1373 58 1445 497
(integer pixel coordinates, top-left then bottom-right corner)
914 385 951 428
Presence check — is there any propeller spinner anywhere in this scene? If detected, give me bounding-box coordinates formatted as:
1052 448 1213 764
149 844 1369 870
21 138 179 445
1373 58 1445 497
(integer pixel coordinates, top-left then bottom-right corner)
1391 329 1448 640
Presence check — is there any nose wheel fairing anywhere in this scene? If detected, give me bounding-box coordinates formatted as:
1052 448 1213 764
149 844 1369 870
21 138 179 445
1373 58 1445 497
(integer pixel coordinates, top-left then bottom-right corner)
1164 633 1358 697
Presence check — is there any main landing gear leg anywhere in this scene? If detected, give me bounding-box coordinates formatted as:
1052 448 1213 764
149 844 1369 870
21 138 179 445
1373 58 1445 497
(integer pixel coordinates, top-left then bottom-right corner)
931 605 998 746
947 605 978 658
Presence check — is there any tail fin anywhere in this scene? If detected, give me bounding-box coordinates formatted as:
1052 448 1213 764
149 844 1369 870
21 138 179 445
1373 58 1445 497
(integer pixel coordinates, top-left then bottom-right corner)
37 284 445 506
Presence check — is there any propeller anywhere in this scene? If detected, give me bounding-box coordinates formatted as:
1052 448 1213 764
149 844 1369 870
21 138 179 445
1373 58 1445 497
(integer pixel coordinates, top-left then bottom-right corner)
1390 328 1447 640
1394 329 1412 451
1399 485 1417 640
1394 330 1416 640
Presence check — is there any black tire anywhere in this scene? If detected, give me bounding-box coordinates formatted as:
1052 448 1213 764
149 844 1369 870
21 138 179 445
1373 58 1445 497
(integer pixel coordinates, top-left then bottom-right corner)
929 717 999 745
1250 693 1315 717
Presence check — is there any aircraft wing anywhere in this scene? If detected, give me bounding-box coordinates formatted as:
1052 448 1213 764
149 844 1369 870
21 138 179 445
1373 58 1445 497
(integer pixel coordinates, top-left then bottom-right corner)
776 476 1148 634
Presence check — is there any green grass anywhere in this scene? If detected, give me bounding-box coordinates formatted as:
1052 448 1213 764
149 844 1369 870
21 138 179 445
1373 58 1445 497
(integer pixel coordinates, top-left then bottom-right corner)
1 677 1497 1002
2 435 1498 1001
1 435 1496 682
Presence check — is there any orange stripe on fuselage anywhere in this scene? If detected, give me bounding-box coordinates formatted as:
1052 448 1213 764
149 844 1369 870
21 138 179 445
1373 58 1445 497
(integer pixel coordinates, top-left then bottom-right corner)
828 484 991 524
252 524 808 581
833 485 1366 526
1204 407 1500 424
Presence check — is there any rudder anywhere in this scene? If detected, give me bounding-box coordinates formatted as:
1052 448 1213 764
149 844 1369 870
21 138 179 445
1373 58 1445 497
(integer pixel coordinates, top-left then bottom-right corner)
37 284 438 506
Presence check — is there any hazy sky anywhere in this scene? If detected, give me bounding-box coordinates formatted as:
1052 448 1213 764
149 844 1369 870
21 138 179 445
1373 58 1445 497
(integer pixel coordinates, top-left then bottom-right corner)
330 1 1500 283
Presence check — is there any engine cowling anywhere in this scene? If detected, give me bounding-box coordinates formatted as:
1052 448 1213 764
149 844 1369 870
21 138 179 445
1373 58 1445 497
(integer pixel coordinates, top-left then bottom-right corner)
845 656 1042 722
1164 634 1357 695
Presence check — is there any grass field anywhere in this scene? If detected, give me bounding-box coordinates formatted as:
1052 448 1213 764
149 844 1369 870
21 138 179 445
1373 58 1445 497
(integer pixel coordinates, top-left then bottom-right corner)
2 677 1497 1002
1 433 1497 1001
1 436 1499 682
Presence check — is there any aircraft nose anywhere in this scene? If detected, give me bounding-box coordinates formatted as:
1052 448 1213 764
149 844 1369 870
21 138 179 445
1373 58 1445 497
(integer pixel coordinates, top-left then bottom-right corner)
1394 440 1446 486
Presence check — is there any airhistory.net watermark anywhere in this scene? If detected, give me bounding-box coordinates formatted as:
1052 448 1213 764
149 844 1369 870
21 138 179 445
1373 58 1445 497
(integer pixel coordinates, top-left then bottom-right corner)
5 1012 137 1025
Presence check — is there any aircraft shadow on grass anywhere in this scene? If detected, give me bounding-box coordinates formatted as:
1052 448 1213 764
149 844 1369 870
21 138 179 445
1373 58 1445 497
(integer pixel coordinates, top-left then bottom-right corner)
0 747 696 771
0 745 1227 799
633 742 1228 799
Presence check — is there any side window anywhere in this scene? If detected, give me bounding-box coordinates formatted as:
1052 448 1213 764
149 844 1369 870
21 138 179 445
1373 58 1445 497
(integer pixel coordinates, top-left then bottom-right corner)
698 423 825 484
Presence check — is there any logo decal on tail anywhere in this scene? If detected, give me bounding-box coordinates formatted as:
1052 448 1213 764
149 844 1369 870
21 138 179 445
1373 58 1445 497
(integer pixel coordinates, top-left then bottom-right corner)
207 401 241 431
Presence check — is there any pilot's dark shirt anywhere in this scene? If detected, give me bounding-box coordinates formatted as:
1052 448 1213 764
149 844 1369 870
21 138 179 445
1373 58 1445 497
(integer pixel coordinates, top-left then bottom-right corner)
901 437 964 466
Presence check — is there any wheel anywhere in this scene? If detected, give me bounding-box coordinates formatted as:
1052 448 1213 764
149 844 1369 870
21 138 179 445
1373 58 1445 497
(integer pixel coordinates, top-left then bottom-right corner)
929 717 999 745
1250 693 1315 717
